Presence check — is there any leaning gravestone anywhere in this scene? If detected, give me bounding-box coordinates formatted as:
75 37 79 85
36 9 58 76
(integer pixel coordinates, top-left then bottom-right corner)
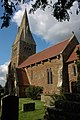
1 95 19 120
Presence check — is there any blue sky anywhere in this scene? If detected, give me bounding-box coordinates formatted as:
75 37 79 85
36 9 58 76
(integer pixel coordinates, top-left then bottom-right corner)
0 5 51 86
0 23 16 64
0 1 80 86
0 24 50 65
0 20 51 86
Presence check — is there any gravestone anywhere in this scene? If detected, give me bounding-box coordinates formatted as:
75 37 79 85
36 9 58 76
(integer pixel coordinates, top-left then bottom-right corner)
1 95 19 120
23 102 35 112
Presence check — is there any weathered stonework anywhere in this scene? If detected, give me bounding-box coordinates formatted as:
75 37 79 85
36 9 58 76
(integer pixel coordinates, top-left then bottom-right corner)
68 63 77 92
6 9 80 97
11 10 36 67
25 56 63 94
6 10 36 96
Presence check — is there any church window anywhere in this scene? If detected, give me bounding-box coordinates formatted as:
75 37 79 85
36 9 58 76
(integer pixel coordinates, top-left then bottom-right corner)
73 65 77 76
23 46 32 55
47 68 53 84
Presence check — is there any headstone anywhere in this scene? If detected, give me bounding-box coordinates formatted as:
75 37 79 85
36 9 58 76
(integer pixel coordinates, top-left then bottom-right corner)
23 102 35 112
1 95 19 120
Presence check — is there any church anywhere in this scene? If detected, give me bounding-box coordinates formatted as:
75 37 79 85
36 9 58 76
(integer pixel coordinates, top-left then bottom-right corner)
6 10 80 97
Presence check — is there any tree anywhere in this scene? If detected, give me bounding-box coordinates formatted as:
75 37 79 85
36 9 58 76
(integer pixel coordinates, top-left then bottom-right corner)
29 0 80 21
0 0 80 28
25 85 43 100
0 0 16 28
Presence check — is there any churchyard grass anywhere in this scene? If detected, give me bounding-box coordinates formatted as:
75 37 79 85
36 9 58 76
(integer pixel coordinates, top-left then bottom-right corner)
19 98 45 120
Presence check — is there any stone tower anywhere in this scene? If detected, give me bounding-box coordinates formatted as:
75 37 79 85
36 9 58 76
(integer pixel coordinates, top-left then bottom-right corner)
6 9 36 96
11 9 36 67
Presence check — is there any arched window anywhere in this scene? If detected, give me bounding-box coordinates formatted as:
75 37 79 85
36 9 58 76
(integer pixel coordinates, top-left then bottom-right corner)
47 68 53 84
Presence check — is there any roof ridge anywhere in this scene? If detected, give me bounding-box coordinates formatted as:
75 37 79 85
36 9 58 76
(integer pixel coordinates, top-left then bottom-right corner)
18 38 70 68
29 38 69 57
60 34 75 53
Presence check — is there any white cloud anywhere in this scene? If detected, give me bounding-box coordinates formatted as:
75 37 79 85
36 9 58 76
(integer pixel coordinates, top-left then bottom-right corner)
12 4 26 26
0 61 9 87
12 10 24 26
12 0 80 45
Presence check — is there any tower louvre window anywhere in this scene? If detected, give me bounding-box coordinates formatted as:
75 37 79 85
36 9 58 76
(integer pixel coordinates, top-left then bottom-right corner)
47 68 53 84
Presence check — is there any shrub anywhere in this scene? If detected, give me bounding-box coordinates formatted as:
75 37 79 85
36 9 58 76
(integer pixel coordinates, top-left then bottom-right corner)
25 86 43 100
48 93 66 106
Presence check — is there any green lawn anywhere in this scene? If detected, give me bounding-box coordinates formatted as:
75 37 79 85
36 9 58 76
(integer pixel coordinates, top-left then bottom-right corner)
19 98 45 120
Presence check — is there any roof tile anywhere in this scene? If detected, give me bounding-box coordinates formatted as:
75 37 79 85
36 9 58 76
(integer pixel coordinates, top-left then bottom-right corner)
67 45 80 63
18 39 70 68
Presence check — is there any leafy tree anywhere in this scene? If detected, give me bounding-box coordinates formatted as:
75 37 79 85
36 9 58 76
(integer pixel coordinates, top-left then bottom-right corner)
25 85 43 100
0 0 16 28
0 0 80 28
30 0 80 21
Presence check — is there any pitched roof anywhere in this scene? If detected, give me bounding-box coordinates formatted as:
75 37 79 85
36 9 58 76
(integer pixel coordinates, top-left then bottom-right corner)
18 37 71 68
16 68 30 86
67 51 77 63
67 45 80 63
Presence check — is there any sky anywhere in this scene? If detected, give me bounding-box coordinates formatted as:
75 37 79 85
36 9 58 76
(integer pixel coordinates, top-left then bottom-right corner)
0 0 80 87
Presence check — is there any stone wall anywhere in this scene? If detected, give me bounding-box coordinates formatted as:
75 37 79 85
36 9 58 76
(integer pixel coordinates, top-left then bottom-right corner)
61 35 79 93
62 35 79 62
68 62 77 92
41 94 54 106
26 56 63 94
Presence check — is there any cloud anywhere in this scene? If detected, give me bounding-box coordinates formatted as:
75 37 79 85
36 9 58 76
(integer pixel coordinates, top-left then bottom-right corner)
12 1 80 45
0 61 9 87
12 4 26 26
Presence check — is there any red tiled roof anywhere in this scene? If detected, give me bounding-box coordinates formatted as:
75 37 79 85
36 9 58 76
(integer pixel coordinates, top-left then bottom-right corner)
16 68 30 86
67 45 80 63
67 52 78 63
18 38 71 68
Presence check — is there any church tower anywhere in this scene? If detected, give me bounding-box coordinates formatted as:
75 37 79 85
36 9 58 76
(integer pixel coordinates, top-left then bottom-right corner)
5 9 36 96
11 9 36 67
